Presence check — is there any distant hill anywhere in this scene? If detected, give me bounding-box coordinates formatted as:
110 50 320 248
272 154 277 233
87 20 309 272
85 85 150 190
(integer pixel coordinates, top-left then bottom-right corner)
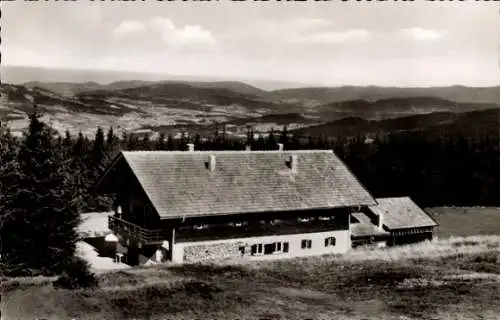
292 108 500 139
310 97 500 121
2 80 500 139
0 82 299 137
23 80 268 98
2 65 304 91
269 86 500 105
79 82 291 113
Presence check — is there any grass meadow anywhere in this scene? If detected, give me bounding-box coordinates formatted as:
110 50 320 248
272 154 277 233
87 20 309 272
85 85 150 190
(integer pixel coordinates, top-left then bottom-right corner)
3 207 500 320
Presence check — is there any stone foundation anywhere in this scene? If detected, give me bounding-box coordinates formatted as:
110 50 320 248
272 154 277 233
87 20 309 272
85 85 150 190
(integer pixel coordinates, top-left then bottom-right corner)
183 240 246 262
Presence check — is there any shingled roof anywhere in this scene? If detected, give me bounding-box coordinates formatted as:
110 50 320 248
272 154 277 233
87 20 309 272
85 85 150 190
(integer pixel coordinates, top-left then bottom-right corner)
350 212 390 238
98 150 377 219
369 197 438 230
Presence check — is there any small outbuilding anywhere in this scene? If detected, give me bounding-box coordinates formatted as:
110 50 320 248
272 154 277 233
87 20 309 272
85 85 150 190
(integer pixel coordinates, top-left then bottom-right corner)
350 196 438 247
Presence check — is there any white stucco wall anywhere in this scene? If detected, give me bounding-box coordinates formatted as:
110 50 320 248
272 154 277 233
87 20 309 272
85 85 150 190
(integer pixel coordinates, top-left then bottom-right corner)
171 229 350 264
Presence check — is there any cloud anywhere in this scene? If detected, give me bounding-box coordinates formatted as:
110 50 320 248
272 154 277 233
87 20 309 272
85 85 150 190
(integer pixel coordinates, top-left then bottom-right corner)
221 18 334 39
291 18 333 30
113 21 147 38
288 29 370 44
222 18 367 46
148 17 216 47
112 17 216 48
400 27 445 41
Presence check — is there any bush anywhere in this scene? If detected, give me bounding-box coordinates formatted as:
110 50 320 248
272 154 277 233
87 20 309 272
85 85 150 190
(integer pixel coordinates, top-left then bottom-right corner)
53 257 98 290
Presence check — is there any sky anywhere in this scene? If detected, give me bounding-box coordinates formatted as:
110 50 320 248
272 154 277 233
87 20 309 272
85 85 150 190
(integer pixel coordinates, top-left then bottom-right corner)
2 1 500 87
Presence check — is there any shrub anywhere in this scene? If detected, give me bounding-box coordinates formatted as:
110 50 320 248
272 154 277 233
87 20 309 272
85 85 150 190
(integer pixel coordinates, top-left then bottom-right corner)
53 257 98 290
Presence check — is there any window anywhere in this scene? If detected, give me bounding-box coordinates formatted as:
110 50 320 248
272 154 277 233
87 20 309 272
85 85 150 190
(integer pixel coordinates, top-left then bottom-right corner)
298 217 310 223
318 216 333 221
264 243 275 255
251 244 263 255
229 221 245 227
251 242 287 256
276 242 282 252
324 236 336 247
283 242 289 252
301 239 312 249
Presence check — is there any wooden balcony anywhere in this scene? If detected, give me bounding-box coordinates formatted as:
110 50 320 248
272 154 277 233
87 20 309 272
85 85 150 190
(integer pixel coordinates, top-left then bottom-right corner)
176 217 346 243
108 215 164 245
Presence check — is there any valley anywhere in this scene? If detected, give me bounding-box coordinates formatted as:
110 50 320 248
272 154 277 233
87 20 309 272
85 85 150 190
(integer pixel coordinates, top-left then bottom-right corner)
1 78 500 140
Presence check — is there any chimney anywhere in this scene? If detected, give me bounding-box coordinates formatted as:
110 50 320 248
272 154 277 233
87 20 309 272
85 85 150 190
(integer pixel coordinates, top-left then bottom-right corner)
277 143 284 151
187 143 194 152
245 144 251 151
208 155 216 171
376 211 385 229
290 154 297 173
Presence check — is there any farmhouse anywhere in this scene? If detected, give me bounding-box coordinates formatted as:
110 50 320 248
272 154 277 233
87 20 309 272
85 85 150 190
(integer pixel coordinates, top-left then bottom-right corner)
94 144 437 265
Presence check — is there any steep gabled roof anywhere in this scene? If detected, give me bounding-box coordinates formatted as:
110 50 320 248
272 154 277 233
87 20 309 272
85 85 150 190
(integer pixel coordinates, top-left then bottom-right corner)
99 150 376 219
370 197 438 230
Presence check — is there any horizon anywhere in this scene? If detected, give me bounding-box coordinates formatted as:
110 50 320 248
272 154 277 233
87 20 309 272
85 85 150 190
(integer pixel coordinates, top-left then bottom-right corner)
2 65 500 91
2 2 500 88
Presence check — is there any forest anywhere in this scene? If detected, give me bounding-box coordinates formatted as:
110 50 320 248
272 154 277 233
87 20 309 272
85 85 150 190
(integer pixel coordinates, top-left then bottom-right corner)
1 106 500 278
3 109 500 213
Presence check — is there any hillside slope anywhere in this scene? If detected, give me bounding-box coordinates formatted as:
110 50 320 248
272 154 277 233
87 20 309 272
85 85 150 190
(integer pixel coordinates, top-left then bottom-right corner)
0 83 297 137
24 80 268 98
4 236 500 320
293 108 500 139
270 85 500 105
2 82 500 138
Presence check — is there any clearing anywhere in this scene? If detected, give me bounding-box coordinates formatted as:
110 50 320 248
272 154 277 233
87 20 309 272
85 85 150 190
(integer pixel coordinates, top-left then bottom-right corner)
3 206 500 320
3 235 500 320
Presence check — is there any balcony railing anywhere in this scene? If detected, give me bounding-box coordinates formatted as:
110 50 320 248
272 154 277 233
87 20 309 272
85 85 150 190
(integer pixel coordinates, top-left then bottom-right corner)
175 218 345 243
108 215 164 245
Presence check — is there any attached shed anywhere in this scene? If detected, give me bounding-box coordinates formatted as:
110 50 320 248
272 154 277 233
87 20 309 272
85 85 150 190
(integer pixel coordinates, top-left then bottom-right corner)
350 212 391 248
368 197 438 246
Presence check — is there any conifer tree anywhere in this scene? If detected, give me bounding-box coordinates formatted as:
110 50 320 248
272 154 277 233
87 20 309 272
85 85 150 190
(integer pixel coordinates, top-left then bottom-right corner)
0 122 20 270
141 133 151 150
90 127 112 211
279 125 289 147
289 133 301 150
166 133 174 151
106 127 115 149
155 133 167 150
179 132 187 151
256 134 266 151
245 126 255 149
69 132 92 212
127 134 137 150
121 131 128 150
266 128 277 150
63 130 73 154
193 133 202 150
91 127 106 172
0 107 80 276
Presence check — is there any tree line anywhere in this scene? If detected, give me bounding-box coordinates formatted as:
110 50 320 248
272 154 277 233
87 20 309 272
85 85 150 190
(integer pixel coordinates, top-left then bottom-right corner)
1 107 500 278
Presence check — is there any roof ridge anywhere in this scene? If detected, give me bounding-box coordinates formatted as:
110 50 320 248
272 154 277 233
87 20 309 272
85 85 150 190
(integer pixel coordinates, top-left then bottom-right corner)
374 196 412 201
122 149 334 154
